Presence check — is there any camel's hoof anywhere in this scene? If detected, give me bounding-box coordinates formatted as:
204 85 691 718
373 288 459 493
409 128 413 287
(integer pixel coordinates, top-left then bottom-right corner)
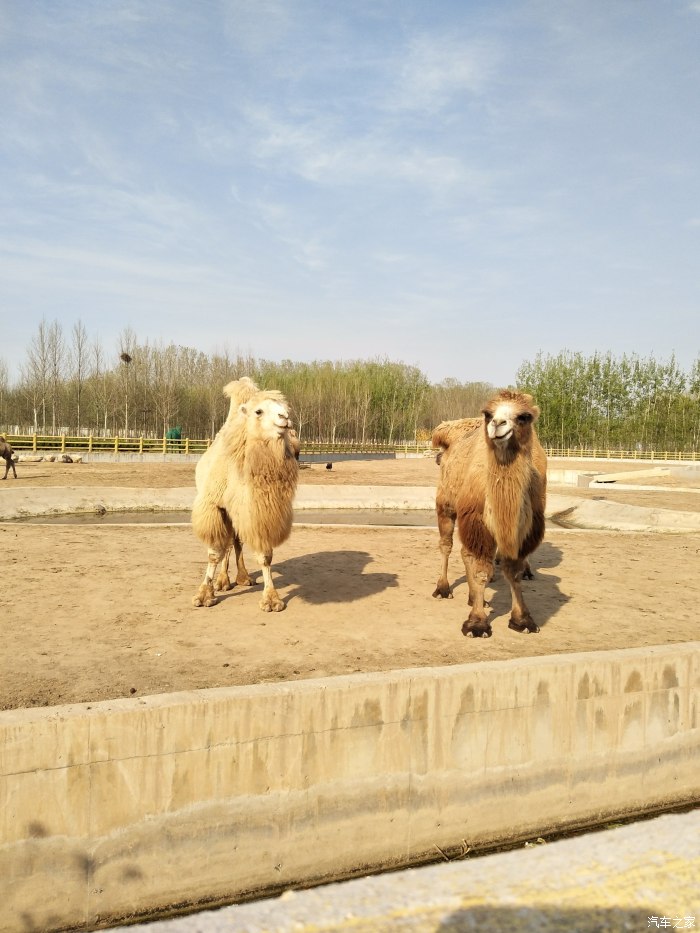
260 598 285 612
193 585 216 608
432 585 453 599
523 568 534 581
508 618 540 634
236 576 254 587
462 621 492 638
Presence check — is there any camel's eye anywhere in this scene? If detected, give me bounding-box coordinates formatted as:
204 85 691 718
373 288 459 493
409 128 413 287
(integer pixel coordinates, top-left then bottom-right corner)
483 411 492 422
255 408 263 416
516 413 533 424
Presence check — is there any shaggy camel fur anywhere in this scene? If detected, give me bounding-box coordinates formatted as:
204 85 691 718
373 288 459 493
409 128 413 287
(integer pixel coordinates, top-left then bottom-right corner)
432 414 543 594
432 416 482 598
433 391 547 638
191 377 299 612
0 436 17 480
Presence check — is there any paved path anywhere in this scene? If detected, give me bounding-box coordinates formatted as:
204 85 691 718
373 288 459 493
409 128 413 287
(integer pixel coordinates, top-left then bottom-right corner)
115 808 699 933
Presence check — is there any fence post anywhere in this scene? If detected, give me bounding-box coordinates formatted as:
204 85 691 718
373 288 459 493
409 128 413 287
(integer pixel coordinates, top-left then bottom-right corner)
32 434 37 452
114 436 119 453
139 437 144 454
89 435 93 452
61 434 66 453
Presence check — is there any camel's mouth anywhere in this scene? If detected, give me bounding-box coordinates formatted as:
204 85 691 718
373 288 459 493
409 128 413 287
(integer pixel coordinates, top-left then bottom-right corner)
491 428 513 444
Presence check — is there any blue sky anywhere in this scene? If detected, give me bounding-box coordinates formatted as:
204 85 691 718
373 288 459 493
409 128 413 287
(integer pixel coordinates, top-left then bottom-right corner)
1 0 699 387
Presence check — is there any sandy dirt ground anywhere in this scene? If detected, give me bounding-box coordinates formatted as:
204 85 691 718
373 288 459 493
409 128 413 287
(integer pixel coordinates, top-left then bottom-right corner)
1 456 699 710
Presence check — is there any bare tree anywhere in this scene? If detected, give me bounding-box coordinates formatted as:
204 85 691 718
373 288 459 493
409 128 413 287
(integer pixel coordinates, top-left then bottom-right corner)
118 327 137 436
151 343 181 435
88 338 113 434
70 320 90 434
25 320 51 432
0 359 9 429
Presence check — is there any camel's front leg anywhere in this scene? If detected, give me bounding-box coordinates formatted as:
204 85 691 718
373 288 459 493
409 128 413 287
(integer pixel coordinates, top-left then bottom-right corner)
432 506 456 598
215 533 253 591
462 553 494 638
257 551 285 612
193 545 226 608
501 557 540 633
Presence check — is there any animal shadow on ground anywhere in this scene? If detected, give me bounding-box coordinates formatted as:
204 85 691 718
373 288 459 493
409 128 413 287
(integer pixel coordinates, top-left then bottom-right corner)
272 550 399 606
448 541 568 631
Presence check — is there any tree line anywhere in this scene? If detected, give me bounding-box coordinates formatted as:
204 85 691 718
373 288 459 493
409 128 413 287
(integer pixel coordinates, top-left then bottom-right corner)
1 321 698 452
0 320 494 443
517 350 700 452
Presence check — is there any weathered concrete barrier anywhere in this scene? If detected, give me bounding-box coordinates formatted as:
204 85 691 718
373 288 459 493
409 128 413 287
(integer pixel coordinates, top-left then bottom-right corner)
2 643 698 932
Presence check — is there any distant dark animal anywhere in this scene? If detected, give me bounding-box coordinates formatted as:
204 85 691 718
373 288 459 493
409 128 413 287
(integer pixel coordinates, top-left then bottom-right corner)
0 437 17 480
326 462 333 470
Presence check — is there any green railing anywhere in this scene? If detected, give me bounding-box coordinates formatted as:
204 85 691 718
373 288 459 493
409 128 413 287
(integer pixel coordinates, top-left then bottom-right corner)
3 434 700 461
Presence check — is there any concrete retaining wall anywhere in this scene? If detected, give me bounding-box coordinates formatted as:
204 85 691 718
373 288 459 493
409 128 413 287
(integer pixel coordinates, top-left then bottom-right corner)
2 642 699 932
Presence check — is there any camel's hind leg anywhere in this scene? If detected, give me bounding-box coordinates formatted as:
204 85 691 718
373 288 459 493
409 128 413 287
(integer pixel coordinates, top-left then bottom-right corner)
256 551 285 612
215 533 253 592
193 545 227 608
432 505 456 598
501 557 540 633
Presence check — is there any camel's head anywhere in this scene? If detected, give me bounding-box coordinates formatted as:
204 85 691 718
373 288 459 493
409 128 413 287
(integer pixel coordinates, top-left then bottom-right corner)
239 391 293 441
483 391 539 456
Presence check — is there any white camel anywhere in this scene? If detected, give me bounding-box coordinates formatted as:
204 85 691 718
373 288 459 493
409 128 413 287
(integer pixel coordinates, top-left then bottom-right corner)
191 377 299 612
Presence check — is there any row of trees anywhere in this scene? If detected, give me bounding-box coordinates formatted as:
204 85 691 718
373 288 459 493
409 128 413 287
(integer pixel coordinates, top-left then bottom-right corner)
0 320 494 443
517 350 700 452
1 321 699 451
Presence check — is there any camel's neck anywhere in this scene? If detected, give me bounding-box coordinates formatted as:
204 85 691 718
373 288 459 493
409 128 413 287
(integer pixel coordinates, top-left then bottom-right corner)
484 448 533 559
244 437 298 487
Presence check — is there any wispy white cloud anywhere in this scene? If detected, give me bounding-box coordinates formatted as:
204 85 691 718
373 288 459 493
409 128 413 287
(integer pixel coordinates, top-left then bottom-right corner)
220 0 295 56
387 33 499 112
240 103 490 200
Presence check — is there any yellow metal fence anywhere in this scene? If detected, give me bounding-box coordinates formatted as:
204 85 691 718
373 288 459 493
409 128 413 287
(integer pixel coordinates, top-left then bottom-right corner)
4 434 210 455
543 447 699 461
3 434 700 461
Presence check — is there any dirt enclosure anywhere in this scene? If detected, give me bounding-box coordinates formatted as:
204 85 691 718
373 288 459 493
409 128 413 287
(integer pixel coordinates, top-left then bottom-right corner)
1 456 699 711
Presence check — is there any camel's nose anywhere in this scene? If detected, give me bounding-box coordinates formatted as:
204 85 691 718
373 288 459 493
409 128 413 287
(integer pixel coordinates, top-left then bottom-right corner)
492 418 506 429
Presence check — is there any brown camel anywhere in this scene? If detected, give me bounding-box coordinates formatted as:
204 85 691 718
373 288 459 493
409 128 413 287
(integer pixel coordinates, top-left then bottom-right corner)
433 391 547 637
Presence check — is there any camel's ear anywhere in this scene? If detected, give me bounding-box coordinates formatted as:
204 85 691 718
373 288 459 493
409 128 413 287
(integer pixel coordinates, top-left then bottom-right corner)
239 403 248 416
